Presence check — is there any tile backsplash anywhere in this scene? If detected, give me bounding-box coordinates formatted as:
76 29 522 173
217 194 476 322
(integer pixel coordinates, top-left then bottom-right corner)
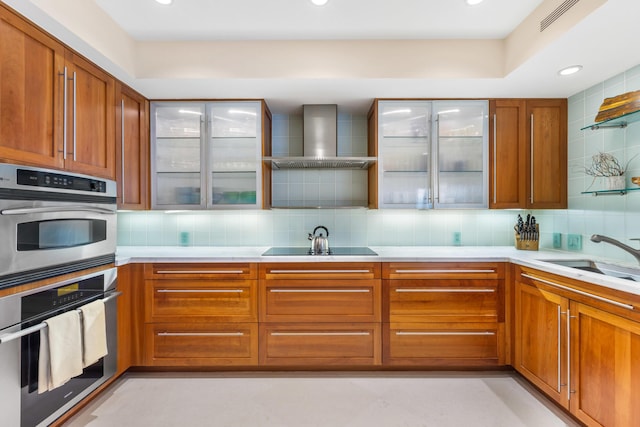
271 113 369 208
120 64 640 264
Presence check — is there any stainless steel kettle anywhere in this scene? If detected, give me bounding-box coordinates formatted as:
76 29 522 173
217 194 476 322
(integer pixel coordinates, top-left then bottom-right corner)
308 226 330 255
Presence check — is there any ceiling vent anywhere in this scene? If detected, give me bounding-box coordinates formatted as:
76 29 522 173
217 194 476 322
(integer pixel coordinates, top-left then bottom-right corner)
540 0 580 32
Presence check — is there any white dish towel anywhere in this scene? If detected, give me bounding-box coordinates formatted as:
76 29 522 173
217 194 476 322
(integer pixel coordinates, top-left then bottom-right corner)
38 310 83 393
79 299 108 368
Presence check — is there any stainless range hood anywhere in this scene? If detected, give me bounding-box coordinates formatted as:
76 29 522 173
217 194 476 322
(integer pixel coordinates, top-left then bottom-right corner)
264 104 376 170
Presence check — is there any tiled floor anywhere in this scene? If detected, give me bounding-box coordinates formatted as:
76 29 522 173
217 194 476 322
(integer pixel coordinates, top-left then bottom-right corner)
64 372 580 427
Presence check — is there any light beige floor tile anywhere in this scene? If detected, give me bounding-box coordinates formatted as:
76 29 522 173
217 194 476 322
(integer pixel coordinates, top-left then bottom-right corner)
64 372 580 427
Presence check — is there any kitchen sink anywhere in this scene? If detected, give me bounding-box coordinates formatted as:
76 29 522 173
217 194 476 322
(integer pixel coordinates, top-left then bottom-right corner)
541 259 640 282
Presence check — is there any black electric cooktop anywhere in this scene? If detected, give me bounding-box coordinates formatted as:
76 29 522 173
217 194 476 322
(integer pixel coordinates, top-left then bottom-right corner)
262 247 377 256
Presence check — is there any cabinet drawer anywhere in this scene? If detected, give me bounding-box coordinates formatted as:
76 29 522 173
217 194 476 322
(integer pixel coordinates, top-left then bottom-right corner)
383 262 504 280
260 279 381 322
260 262 380 280
260 323 381 366
145 323 258 366
384 323 500 366
145 279 257 322
387 280 499 323
145 263 257 280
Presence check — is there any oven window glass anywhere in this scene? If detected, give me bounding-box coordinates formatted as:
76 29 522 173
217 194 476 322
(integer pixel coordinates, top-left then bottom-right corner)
16 219 107 251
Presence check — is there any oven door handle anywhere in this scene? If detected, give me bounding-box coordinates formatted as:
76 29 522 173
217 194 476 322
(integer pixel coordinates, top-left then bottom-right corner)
1 206 116 216
0 291 121 344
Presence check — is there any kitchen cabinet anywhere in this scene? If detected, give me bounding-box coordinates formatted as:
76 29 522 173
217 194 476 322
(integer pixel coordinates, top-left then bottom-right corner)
142 263 258 366
489 99 567 209
151 100 271 209
116 263 145 374
62 51 116 180
383 262 506 366
515 266 640 426
116 83 149 209
0 5 116 180
376 100 488 209
0 4 64 170
259 263 382 366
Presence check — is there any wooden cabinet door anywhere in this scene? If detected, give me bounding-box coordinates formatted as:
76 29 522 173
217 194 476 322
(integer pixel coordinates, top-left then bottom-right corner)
64 52 115 180
116 83 148 209
489 99 527 208
0 5 64 169
515 281 569 408
526 99 567 209
570 302 640 427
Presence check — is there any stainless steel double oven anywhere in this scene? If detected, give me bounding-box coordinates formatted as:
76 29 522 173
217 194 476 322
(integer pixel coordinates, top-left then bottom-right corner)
0 163 118 427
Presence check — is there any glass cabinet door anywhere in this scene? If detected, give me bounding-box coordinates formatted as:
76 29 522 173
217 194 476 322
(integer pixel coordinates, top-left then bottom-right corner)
433 100 488 208
151 103 204 207
207 102 261 208
378 101 432 208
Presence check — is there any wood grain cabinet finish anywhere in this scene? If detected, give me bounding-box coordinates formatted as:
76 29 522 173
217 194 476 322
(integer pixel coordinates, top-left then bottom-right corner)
259 323 381 366
382 262 506 366
489 99 567 209
145 323 258 366
116 83 149 209
63 51 115 179
143 263 258 366
515 266 640 427
0 5 65 170
259 263 382 366
0 5 116 179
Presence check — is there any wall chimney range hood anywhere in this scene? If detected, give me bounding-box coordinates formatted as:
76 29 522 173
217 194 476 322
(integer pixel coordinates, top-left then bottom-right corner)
264 104 376 170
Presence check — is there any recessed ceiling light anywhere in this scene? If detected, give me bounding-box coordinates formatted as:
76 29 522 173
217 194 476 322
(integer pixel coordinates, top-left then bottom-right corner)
466 0 484 5
155 0 172 5
311 0 329 6
558 65 583 76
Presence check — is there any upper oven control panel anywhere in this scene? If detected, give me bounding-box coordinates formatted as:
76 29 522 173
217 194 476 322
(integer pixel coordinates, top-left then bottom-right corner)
0 163 116 198
17 169 107 193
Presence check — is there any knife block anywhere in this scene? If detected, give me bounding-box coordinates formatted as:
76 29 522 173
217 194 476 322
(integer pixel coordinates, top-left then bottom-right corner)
515 224 539 251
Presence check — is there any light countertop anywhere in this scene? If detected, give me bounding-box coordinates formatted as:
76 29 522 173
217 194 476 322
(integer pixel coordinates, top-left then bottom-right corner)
116 246 640 297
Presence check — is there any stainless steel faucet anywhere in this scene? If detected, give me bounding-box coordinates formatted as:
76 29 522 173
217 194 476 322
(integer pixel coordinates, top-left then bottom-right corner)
590 234 640 264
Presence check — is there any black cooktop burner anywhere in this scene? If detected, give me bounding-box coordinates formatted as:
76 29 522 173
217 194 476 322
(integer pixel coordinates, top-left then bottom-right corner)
262 247 377 256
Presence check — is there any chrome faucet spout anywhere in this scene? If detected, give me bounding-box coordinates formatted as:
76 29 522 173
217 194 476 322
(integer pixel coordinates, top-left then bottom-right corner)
590 234 640 265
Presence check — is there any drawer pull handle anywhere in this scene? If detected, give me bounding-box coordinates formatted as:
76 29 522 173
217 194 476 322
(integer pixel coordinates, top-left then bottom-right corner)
270 289 370 293
395 288 495 293
155 270 245 274
395 331 495 336
157 332 244 337
269 270 371 274
520 273 635 310
270 332 370 336
394 269 495 274
157 289 244 293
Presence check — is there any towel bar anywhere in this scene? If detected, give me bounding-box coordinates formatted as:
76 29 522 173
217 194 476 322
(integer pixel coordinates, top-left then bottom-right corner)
0 291 121 345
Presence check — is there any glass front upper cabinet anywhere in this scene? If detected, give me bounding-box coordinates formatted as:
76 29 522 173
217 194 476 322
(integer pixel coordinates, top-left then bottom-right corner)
151 101 263 209
377 100 488 209
433 100 488 208
378 101 432 208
